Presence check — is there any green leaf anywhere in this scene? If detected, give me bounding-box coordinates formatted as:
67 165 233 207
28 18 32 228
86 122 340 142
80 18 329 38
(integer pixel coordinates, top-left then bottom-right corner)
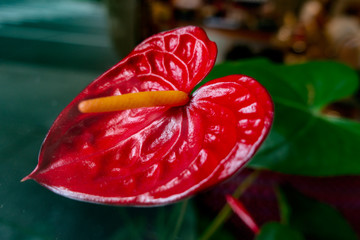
204 59 360 175
255 222 305 240
280 187 358 240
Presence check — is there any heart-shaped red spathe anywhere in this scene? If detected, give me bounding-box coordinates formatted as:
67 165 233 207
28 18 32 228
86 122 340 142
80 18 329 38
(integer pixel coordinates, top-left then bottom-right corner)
25 26 273 205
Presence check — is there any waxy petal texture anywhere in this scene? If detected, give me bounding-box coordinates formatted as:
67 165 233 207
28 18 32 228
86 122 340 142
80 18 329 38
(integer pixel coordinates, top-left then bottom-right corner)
25 26 273 205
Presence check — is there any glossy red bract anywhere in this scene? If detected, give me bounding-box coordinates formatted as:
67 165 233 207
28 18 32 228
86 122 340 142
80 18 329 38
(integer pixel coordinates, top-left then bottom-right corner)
25 26 273 205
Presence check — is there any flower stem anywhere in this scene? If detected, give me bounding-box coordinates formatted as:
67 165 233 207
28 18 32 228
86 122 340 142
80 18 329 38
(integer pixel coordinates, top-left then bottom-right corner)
198 169 260 240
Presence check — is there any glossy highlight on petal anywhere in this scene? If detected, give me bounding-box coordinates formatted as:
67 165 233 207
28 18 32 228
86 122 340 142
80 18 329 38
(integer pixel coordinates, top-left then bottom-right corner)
24 26 273 206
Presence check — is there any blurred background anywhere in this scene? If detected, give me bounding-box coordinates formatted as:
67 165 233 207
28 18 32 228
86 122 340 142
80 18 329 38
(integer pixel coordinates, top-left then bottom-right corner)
1 0 360 239
1 0 360 70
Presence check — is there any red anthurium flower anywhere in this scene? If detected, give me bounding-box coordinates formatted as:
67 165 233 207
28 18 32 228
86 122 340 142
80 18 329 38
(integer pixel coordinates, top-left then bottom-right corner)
23 26 273 206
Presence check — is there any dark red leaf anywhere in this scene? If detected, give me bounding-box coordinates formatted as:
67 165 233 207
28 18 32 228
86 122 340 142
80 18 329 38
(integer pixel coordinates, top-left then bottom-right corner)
24 26 273 205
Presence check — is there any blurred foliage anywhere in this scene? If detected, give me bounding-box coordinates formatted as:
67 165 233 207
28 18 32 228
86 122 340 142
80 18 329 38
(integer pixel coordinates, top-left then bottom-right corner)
255 222 305 240
276 187 358 240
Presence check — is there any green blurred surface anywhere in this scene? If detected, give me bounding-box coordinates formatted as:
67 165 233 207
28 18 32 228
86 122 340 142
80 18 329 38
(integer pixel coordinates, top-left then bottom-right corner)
0 61 107 239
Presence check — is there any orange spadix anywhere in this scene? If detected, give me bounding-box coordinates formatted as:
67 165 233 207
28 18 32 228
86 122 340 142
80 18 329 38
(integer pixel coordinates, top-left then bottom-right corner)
78 90 189 113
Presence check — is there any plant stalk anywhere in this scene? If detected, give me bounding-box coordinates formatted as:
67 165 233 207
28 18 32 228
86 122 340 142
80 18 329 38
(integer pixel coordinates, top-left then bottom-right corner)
199 169 261 240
